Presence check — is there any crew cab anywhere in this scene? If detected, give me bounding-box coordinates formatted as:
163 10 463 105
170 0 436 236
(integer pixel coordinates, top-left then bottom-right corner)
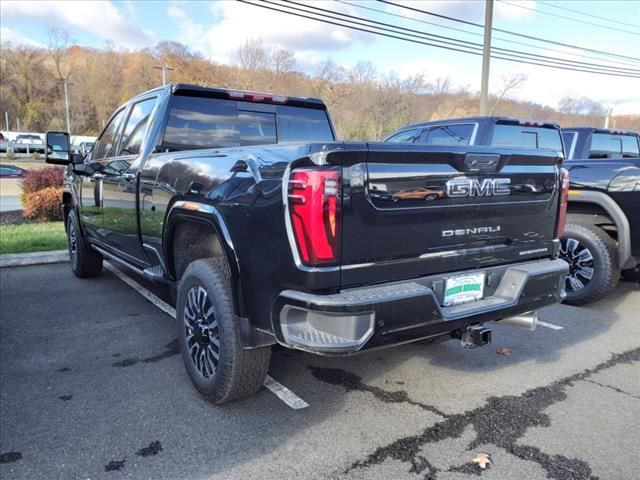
45 86 568 404
559 127 640 304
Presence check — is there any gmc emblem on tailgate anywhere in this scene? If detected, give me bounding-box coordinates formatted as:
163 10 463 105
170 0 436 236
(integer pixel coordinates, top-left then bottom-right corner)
446 178 511 197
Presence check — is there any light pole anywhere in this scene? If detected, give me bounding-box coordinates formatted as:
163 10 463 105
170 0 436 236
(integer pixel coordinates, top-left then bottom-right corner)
63 80 73 135
479 0 494 116
153 65 174 85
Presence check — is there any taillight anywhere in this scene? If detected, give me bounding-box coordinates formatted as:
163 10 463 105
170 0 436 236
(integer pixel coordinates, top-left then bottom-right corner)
288 168 341 266
556 168 569 237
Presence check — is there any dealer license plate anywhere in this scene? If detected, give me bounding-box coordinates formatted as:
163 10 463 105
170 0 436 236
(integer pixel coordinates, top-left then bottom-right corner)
443 272 485 306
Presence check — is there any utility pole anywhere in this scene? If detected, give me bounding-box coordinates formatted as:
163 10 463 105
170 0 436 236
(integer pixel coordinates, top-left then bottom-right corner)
604 108 613 128
17 118 20 132
63 80 73 135
4 112 8 131
479 0 494 116
153 65 174 85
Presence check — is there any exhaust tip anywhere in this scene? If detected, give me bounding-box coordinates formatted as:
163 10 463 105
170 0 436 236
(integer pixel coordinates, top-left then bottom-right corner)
496 311 538 331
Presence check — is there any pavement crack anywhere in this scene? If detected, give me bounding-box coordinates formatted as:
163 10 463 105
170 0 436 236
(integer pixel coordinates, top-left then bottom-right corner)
308 366 448 418
585 379 640 400
345 347 640 480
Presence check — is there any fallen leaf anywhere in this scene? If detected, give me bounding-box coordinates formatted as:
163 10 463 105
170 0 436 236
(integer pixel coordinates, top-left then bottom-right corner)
472 452 492 469
496 348 512 356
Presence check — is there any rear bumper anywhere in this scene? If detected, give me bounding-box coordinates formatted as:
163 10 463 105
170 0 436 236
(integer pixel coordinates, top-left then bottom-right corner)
273 258 568 354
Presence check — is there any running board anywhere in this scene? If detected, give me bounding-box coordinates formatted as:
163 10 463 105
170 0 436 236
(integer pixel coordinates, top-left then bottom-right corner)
92 245 168 283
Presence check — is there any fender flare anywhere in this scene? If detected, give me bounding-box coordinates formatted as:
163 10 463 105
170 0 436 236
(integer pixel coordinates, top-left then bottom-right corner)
568 190 636 269
163 200 247 317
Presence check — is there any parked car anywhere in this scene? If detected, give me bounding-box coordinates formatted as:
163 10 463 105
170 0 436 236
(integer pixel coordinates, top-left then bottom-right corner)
0 132 7 152
13 134 45 154
560 127 640 304
72 141 95 156
0 165 27 178
46 85 568 404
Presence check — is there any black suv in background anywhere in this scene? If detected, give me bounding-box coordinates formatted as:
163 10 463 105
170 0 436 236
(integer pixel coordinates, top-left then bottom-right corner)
560 128 640 304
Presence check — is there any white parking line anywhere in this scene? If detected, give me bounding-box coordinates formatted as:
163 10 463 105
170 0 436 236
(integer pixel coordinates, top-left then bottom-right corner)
538 320 564 330
104 263 176 318
264 375 310 409
104 262 309 409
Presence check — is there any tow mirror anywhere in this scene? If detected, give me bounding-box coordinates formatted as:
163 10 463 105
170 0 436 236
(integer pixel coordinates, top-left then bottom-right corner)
45 131 71 165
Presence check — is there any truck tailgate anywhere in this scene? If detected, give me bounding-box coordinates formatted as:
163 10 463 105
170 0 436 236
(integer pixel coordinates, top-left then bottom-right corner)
341 143 562 286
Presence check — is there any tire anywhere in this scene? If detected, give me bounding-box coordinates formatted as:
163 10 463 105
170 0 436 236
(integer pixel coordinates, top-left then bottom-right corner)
622 265 640 282
559 222 620 306
67 209 103 278
176 258 271 404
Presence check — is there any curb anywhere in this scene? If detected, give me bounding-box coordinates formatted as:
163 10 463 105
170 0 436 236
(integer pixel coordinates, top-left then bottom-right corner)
0 250 69 268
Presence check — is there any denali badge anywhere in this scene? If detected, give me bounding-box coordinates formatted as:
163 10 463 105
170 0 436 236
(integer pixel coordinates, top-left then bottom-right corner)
446 178 511 197
442 226 501 237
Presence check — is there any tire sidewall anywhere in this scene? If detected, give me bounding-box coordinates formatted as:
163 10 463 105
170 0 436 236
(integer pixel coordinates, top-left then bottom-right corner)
562 223 617 304
67 210 82 275
176 262 232 396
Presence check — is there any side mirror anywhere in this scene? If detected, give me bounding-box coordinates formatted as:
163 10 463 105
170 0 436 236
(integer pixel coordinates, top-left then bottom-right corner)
45 131 71 165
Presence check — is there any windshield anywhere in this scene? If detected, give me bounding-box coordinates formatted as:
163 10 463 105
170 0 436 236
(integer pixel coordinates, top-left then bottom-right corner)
161 96 334 151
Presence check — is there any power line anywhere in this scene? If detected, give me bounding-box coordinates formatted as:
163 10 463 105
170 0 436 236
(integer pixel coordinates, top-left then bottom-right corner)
279 0 640 76
335 0 640 68
498 0 640 36
239 0 640 78
379 0 640 63
537 0 640 31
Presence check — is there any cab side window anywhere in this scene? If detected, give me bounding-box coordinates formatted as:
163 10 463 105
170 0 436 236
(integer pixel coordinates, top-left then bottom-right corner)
93 108 126 160
119 97 157 156
386 129 419 143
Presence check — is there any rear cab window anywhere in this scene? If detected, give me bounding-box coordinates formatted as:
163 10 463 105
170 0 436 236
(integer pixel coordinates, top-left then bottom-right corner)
424 124 475 146
491 123 563 152
589 133 640 158
161 95 334 151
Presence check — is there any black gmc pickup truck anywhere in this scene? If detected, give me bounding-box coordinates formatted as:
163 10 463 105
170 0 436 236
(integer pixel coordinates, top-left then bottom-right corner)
560 127 640 304
45 85 568 403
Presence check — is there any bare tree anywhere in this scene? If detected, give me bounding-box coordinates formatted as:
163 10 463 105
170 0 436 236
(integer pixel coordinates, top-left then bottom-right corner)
489 72 528 115
47 26 72 81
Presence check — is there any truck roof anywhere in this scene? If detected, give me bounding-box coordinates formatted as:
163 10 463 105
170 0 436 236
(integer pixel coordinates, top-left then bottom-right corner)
394 116 560 131
562 127 639 136
129 83 327 110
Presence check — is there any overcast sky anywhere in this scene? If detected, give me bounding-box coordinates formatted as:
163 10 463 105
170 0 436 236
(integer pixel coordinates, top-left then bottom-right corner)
1 0 639 114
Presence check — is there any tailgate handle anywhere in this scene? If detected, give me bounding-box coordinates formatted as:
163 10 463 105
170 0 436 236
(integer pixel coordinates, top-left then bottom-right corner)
464 154 500 172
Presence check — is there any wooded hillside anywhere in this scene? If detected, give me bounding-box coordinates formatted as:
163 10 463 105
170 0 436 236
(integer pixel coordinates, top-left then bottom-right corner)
1 33 638 139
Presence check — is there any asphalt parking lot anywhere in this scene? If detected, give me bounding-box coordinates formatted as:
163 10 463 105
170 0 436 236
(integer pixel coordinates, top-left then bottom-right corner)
1 263 638 480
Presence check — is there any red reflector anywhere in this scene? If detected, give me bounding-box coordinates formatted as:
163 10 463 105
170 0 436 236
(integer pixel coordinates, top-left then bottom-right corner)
288 168 341 266
556 168 569 237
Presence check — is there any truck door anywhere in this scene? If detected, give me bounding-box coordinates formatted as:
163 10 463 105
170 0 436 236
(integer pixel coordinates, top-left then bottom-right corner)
100 96 158 265
79 107 126 242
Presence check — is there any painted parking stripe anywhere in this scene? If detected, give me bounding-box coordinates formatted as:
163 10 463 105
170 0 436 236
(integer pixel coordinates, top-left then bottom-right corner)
538 320 564 330
263 375 310 409
104 262 309 409
104 263 176 318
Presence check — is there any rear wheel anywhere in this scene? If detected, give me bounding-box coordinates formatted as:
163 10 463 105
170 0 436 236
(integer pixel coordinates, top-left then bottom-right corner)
67 210 103 278
176 258 271 404
559 222 619 306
